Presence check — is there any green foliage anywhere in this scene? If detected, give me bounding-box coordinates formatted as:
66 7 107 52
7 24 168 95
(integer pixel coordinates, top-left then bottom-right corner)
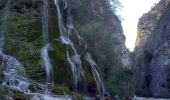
107 68 132 96
4 7 45 82
70 0 120 25
3 0 72 86
77 20 118 76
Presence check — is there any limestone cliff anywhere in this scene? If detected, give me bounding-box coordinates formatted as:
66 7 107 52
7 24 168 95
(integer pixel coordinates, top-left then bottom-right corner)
134 0 170 97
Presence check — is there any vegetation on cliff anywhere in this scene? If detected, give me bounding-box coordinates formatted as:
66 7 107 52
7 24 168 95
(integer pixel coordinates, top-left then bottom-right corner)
0 0 133 98
69 0 132 96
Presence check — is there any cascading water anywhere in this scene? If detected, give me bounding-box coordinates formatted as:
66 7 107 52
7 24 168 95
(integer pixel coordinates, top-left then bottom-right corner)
85 53 105 100
0 1 71 99
54 0 85 91
73 29 105 99
54 0 105 99
38 0 72 99
0 0 105 99
41 0 54 93
41 43 54 92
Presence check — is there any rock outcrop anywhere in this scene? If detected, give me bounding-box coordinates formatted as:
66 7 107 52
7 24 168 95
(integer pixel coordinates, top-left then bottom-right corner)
134 0 170 97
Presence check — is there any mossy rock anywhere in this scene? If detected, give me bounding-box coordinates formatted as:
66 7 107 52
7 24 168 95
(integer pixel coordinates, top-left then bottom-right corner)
85 67 96 85
48 2 72 86
13 92 27 100
52 87 72 95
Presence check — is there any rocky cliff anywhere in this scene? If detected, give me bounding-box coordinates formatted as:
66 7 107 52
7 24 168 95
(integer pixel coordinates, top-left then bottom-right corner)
134 0 170 97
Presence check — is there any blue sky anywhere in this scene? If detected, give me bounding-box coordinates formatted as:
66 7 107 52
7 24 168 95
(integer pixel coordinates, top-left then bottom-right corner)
117 0 160 51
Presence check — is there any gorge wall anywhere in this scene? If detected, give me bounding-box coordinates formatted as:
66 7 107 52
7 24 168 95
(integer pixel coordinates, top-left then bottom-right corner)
134 0 170 97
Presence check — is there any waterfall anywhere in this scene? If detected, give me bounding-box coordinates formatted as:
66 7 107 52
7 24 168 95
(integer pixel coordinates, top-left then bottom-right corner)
41 0 54 93
0 0 105 99
54 0 105 99
54 0 85 91
39 0 73 99
0 0 72 99
85 53 105 100
73 29 105 99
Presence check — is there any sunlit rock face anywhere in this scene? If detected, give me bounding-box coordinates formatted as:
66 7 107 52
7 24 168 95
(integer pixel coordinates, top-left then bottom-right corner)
135 0 169 55
134 0 170 97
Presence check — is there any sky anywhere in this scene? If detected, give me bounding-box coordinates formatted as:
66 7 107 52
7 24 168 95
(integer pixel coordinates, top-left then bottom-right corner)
116 0 160 51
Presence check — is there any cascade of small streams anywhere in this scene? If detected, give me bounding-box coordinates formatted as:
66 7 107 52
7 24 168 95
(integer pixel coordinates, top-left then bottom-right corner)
0 0 105 99
54 0 105 99
85 53 105 100
0 1 71 99
54 0 85 92
73 30 105 100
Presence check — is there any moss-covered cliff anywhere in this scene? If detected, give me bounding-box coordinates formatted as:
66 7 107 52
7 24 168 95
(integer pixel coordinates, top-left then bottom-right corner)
0 0 132 98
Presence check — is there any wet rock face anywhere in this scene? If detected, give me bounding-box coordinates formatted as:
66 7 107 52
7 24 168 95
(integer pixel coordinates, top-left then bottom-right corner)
134 1 170 97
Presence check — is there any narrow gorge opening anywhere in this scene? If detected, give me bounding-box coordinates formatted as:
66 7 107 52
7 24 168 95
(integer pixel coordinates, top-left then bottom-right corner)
117 0 160 51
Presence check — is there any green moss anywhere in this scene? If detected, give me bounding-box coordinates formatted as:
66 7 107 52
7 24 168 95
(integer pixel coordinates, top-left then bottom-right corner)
13 91 26 100
84 64 96 85
48 2 72 86
52 87 72 95
4 8 45 82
